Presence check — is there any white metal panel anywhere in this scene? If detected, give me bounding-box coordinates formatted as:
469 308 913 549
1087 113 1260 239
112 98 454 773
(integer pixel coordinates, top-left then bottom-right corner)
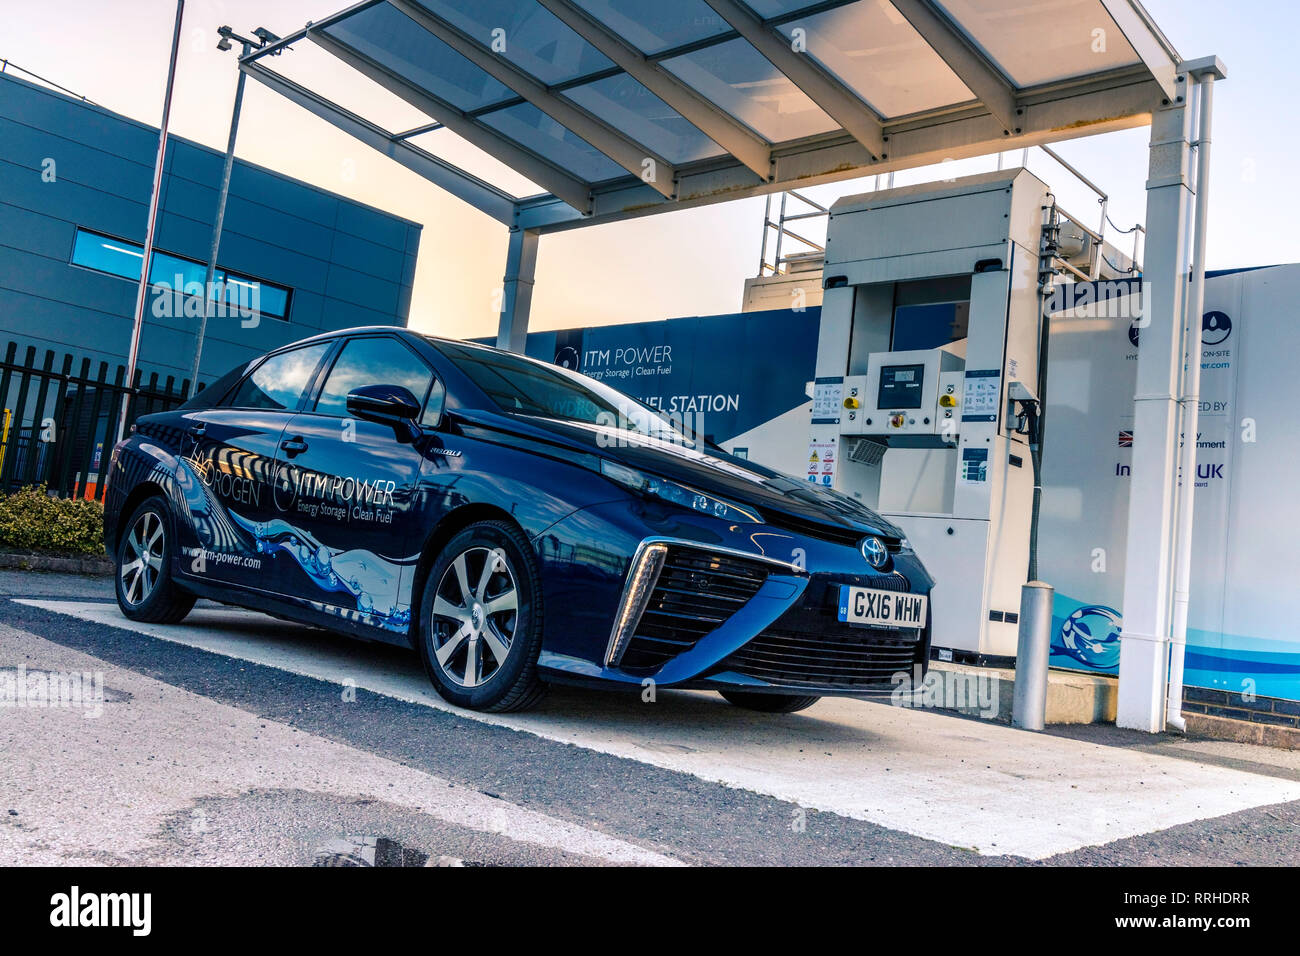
888 515 990 654
771 0 975 119
826 173 1016 267
660 38 841 142
932 0 1143 88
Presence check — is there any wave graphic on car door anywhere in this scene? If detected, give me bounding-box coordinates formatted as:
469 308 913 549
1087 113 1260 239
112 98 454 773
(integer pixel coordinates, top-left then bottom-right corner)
227 511 418 633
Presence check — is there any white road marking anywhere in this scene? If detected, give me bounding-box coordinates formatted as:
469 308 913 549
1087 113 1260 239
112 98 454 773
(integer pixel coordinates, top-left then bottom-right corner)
0 617 678 867
25 600 1300 859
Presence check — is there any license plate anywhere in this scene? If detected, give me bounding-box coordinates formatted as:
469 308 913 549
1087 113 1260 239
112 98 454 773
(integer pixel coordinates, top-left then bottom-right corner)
837 586 928 629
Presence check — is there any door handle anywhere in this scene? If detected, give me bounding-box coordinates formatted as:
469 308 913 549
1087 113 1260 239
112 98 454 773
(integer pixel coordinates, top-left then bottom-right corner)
280 437 309 456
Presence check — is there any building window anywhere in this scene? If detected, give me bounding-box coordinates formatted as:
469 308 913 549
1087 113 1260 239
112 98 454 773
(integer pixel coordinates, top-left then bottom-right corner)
70 227 293 320
71 229 145 280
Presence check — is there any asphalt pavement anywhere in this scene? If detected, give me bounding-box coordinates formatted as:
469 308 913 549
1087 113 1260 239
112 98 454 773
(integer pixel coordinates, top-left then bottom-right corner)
2 569 1299 866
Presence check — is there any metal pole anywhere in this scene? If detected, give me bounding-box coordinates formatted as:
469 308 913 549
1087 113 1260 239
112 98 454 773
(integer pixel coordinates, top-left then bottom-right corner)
1167 70 1217 732
772 192 787 274
1012 582 1055 730
1093 197 1108 280
117 0 185 444
190 40 250 394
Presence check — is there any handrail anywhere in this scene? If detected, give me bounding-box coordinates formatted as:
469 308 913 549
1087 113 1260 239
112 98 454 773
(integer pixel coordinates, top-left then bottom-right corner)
755 144 1144 278
0 58 99 105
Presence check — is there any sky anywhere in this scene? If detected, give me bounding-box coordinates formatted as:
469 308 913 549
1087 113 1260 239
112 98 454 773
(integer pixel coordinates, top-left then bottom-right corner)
2 0 1293 341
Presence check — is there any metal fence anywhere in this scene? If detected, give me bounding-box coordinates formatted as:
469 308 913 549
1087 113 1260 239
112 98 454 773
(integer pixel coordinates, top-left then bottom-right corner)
0 341 196 501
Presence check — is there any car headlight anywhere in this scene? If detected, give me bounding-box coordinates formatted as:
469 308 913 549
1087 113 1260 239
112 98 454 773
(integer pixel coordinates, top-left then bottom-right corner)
599 460 761 523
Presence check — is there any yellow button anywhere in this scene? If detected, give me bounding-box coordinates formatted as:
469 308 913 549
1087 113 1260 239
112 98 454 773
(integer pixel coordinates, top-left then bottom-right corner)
939 393 958 408
843 397 860 409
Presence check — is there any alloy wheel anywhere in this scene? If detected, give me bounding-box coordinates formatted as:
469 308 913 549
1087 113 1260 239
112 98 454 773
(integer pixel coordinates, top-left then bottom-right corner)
120 510 165 606
429 546 519 688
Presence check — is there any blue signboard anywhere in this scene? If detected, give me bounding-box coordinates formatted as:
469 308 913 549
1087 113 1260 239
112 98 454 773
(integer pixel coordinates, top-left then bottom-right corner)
479 308 821 444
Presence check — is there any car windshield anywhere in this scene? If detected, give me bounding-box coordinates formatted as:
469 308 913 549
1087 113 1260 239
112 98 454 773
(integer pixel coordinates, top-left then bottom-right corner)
431 338 687 442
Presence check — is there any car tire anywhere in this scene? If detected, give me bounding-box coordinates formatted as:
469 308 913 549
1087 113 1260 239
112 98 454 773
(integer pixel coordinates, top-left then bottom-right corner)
417 520 547 713
720 691 821 713
114 495 196 624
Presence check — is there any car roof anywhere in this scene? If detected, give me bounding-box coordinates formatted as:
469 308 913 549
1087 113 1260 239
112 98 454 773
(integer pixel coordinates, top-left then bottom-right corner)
267 326 510 358
267 325 416 350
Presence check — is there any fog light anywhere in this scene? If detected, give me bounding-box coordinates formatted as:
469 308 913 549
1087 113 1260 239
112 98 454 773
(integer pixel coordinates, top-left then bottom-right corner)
604 542 668 668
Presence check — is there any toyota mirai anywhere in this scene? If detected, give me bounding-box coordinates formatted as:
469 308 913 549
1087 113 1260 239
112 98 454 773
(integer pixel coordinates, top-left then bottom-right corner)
104 328 933 713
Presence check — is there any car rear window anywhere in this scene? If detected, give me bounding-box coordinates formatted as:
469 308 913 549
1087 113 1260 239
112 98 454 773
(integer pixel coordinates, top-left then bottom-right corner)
178 361 251 410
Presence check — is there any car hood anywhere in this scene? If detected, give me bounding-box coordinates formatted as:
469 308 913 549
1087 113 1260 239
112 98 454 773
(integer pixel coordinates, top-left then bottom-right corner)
467 412 905 542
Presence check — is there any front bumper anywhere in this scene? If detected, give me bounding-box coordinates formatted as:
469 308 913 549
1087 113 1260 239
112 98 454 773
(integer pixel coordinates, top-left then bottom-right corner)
533 500 933 697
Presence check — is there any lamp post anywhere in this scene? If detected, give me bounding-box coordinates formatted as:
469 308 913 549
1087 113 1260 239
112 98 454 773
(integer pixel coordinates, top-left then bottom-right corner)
116 0 185 446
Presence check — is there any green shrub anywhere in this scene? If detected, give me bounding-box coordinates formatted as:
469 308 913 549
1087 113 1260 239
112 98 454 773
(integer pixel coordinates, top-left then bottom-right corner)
0 485 105 556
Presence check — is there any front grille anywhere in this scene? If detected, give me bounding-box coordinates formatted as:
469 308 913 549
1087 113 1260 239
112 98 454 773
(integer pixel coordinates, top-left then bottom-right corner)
858 572 910 592
618 546 769 673
721 627 923 690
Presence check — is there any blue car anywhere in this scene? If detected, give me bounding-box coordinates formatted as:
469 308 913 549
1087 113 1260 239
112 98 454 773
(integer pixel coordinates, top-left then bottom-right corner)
104 328 933 713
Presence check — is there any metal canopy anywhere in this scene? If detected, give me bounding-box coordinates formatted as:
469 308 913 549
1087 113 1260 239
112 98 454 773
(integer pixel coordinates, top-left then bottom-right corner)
243 0 1182 234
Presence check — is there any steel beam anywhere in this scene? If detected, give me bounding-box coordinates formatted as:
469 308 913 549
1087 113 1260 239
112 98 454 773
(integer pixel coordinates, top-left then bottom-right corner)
700 0 886 159
387 0 677 199
1098 0 1181 100
308 27 593 213
889 0 1019 133
517 71 1165 233
241 61 517 223
240 0 387 62
533 0 773 181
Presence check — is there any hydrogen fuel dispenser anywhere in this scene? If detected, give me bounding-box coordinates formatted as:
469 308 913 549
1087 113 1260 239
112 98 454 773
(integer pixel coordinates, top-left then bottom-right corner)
811 169 1051 662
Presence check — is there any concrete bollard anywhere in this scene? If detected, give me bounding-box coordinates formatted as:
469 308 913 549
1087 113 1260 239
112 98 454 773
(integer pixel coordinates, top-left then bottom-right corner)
1012 581 1055 730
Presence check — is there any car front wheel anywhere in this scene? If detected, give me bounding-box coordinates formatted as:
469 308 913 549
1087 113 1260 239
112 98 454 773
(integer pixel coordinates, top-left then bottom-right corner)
720 691 821 713
114 495 196 624
417 520 546 713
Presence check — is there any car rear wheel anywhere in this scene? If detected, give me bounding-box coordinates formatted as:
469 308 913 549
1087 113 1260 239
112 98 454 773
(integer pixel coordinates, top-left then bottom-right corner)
114 495 196 624
720 691 821 713
417 521 546 713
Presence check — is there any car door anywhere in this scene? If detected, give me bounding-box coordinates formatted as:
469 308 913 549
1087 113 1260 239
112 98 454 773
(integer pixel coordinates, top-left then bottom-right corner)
177 340 334 594
268 333 440 638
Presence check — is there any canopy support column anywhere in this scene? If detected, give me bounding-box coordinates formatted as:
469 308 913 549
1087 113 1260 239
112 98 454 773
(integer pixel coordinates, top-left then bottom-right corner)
498 227 539 353
1116 89 1195 732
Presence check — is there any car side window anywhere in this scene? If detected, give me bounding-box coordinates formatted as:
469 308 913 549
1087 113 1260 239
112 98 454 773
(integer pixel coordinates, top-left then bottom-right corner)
226 342 331 411
313 336 434 419
422 378 446 428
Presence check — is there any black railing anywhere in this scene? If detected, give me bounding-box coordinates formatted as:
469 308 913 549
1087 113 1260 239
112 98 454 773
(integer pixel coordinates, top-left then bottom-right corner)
0 341 197 501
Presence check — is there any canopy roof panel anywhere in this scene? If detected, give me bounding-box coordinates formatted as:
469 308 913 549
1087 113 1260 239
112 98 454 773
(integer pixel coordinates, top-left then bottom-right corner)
244 0 1183 232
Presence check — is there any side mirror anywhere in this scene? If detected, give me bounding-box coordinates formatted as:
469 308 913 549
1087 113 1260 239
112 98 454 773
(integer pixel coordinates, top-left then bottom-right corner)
346 384 421 440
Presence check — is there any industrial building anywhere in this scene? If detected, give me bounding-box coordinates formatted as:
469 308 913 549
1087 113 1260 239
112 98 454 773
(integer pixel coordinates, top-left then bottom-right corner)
0 69 420 386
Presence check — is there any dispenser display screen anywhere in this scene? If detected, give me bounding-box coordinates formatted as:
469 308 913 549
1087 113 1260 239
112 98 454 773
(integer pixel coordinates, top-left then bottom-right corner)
878 364 925 410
